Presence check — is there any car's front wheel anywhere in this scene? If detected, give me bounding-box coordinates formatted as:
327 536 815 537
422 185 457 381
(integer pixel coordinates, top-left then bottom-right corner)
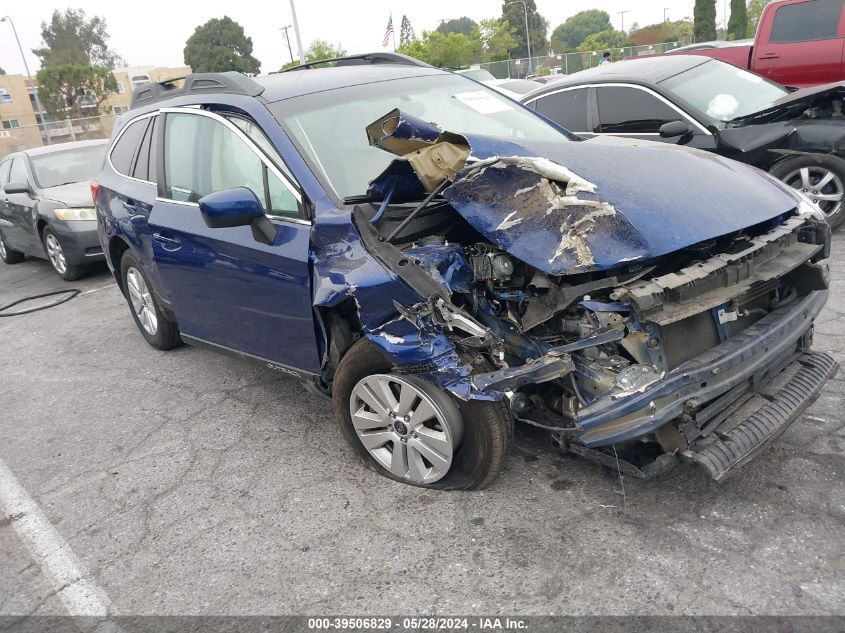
0 230 24 265
42 227 86 281
771 154 845 229
120 250 181 350
332 338 512 489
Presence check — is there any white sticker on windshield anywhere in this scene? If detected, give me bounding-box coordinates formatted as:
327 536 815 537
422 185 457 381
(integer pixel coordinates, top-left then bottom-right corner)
454 91 512 114
737 70 763 83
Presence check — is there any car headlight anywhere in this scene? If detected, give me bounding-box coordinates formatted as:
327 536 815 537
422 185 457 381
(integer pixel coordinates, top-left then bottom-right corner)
54 207 96 221
797 194 828 225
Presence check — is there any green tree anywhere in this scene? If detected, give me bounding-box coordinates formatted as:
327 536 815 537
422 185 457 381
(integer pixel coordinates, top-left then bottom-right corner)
747 0 768 32
436 17 478 37
36 64 117 133
551 10 612 51
577 29 627 52
184 16 261 75
628 19 694 45
398 31 479 68
694 0 718 42
33 8 123 69
727 0 749 39
475 18 517 62
280 40 347 70
502 0 549 58
400 15 416 45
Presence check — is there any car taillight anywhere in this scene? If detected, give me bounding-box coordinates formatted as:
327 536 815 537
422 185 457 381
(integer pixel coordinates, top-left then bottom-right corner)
90 180 100 203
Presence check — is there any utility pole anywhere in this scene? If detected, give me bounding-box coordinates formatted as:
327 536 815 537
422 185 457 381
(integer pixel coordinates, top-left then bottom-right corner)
1 15 50 145
280 25 294 63
617 10 630 33
505 0 531 74
664 8 670 22
289 0 305 63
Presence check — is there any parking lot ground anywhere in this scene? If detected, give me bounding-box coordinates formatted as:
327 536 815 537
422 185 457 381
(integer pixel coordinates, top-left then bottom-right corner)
0 244 843 618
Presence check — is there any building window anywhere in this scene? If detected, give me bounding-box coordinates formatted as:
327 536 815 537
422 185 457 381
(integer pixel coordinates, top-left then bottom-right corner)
112 106 129 115
131 75 150 89
0 88 12 104
1 119 21 129
113 80 126 94
79 93 97 109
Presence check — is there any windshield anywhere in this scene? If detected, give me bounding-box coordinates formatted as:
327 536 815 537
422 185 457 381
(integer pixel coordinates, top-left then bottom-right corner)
269 74 567 200
30 144 107 188
660 60 788 121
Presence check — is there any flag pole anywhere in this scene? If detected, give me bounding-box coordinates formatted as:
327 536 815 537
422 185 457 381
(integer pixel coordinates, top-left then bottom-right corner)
391 12 397 51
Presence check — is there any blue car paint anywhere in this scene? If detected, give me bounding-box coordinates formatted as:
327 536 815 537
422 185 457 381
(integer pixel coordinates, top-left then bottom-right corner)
197 187 264 227
95 78 825 454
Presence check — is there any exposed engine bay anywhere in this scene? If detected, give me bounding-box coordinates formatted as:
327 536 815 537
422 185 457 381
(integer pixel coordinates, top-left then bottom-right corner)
341 108 836 480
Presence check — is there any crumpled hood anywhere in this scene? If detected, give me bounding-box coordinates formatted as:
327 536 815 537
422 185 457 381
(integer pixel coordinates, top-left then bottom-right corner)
366 110 799 275
40 181 95 208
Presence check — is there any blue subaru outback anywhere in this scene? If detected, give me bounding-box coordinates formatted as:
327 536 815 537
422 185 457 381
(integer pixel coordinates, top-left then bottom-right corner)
95 54 837 489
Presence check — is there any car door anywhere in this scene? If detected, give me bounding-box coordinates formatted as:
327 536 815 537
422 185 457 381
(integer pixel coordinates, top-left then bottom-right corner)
148 107 320 374
594 84 713 149
4 157 40 254
754 0 845 87
0 159 12 241
526 87 594 137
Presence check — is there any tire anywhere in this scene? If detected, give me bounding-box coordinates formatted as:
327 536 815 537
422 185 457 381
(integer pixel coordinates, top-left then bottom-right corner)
42 227 86 281
770 154 845 230
119 250 181 350
332 337 513 490
0 230 24 265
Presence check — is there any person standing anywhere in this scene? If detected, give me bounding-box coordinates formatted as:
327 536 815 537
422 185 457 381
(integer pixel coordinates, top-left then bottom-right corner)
599 51 612 65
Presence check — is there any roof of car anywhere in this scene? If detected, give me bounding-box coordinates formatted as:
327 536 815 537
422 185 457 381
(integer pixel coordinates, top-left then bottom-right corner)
14 139 109 158
255 64 448 103
525 54 711 97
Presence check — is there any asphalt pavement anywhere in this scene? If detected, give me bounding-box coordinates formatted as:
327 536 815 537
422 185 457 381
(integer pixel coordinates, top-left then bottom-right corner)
0 244 843 618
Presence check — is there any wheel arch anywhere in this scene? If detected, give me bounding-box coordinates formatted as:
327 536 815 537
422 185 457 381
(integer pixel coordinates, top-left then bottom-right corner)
108 236 132 290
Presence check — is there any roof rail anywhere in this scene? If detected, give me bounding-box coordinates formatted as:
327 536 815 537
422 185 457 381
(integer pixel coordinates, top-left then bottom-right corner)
130 71 265 109
278 52 431 73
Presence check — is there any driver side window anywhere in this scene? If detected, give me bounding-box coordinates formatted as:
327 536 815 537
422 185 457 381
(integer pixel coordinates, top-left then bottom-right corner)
8 158 28 185
163 112 300 219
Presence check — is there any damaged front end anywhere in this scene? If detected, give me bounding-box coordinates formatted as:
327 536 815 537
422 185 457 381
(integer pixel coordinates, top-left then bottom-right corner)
350 109 838 481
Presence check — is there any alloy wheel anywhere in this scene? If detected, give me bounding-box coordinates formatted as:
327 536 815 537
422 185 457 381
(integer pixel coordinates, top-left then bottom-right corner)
44 233 67 274
0 235 6 260
783 166 844 219
349 374 463 484
126 267 158 336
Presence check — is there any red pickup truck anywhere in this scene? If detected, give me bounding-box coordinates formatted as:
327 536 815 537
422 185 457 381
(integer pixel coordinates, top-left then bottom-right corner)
670 0 845 88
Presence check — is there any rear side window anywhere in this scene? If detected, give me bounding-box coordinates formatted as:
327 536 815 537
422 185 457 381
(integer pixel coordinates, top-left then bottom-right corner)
110 118 148 176
163 112 300 219
131 115 157 182
596 86 681 134
533 89 590 133
8 158 28 184
770 0 843 43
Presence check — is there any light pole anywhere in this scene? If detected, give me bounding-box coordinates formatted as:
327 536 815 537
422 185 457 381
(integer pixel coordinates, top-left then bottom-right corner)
289 0 305 64
664 8 670 22
1 15 50 145
280 25 294 64
617 10 630 33
505 0 531 74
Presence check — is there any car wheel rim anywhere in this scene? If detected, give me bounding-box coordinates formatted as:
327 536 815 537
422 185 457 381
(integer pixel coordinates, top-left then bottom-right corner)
349 374 463 484
784 166 844 218
126 267 158 336
45 233 67 274
0 235 6 259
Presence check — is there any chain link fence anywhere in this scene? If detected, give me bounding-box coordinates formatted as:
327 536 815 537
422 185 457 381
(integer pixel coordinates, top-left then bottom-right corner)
479 41 690 79
1 113 119 158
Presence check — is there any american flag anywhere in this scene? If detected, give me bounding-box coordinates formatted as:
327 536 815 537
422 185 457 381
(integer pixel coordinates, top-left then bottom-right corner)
382 15 394 47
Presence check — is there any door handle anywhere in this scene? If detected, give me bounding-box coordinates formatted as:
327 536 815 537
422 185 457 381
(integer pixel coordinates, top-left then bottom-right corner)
758 53 780 60
152 231 182 251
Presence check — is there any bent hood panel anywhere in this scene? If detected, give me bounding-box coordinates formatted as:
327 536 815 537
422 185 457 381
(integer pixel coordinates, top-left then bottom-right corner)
446 136 798 274
367 111 798 275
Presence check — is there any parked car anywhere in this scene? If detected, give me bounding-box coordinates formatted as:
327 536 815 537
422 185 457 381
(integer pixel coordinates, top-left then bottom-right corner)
523 55 845 227
0 139 109 280
665 0 845 88
95 57 836 489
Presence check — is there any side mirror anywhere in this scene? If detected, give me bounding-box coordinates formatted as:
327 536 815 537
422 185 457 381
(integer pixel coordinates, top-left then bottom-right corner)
198 186 278 246
659 120 694 139
3 182 29 195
